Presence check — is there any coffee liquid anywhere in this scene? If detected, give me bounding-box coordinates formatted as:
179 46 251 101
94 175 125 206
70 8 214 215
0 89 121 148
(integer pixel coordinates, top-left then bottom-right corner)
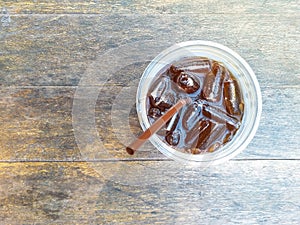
146 57 244 154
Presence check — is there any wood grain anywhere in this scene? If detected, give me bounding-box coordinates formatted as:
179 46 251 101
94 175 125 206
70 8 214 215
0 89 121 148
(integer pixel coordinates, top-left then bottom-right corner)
0 161 299 224
0 0 299 224
0 14 299 86
2 0 299 14
0 86 299 161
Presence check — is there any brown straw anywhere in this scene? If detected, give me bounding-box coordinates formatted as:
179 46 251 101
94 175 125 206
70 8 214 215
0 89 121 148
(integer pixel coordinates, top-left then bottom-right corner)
126 98 191 155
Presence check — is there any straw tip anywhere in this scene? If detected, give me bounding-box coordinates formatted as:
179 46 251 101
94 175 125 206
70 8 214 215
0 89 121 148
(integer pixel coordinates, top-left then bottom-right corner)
126 147 135 155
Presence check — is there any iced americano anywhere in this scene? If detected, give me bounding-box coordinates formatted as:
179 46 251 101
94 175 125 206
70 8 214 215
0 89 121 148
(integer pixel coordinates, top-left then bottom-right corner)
146 57 244 154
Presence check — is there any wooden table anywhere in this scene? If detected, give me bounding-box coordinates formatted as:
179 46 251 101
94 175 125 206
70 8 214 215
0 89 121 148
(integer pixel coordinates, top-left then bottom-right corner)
0 1 299 224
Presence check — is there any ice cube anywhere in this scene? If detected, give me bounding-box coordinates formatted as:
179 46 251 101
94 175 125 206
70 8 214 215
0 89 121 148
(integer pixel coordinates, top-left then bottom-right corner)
165 131 180 146
185 119 211 148
202 63 228 102
149 76 170 100
202 104 240 131
174 71 200 94
223 79 243 116
148 76 177 112
196 120 216 149
182 102 201 130
170 57 212 76
148 107 161 118
199 124 226 150
156 92 176 111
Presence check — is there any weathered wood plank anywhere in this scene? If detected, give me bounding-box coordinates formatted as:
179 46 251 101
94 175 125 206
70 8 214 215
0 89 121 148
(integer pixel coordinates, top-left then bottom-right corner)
0 160 299 224
0 87 80 160
0 86 299 160
0 1 298 225
1 14 299 86
1 0 299 14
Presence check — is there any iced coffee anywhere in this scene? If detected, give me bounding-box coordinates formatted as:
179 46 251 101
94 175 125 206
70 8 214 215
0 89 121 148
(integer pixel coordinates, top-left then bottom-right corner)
146 56 244 154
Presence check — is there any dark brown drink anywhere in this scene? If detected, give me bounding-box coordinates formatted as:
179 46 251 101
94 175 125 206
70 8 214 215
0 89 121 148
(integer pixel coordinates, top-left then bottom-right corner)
146 56 244 154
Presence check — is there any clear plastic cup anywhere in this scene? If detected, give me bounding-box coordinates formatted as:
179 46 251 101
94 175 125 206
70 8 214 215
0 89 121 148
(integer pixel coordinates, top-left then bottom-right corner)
136 40 262 166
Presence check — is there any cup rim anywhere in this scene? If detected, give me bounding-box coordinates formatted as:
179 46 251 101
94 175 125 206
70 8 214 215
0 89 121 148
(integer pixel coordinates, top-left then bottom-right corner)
136 40 262 165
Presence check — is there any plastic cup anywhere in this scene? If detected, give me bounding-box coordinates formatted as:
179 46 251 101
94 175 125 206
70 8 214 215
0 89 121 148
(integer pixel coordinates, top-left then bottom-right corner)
136 40 262 166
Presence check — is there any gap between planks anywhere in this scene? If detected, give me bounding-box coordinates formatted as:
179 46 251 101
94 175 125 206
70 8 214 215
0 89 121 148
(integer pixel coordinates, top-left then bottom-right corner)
1 85 300 88
4 13 298 16
0 159 299 163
